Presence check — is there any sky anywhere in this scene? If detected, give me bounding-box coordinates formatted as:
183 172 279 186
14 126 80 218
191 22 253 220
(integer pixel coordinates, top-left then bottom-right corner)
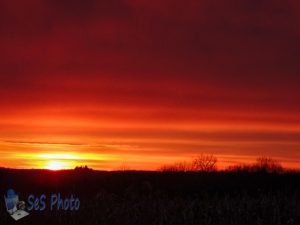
0 0 300 170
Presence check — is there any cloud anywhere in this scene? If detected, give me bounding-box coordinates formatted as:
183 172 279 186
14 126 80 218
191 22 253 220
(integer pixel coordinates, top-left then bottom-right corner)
1 1 300 88
0 0 299 169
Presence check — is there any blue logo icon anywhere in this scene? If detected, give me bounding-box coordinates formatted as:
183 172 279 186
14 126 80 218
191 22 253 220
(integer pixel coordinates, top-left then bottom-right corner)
4 188 80 221
4 189 29 221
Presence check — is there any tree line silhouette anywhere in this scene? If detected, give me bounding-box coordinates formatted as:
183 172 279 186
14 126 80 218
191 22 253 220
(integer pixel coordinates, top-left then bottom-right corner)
0 156 299 225
159 155 284 173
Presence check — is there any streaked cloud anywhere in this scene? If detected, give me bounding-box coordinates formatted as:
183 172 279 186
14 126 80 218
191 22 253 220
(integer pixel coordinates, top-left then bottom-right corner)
0 0 299 169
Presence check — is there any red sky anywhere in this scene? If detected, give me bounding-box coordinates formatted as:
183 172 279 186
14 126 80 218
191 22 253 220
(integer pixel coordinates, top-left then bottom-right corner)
0 0 300 170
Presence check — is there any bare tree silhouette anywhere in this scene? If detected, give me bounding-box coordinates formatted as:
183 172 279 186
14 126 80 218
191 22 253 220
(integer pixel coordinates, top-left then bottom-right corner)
159 154 218 172
227 157 284 173
192 154 218 172
254 157 283 173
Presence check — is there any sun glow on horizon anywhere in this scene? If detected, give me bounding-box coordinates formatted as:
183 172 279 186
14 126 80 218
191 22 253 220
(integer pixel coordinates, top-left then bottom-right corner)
39 153 86 170
1 138 300 171
0 139 123 170
45 160 70 170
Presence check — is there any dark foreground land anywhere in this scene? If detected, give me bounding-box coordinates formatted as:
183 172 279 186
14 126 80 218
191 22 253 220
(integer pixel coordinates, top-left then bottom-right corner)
0 169 299 225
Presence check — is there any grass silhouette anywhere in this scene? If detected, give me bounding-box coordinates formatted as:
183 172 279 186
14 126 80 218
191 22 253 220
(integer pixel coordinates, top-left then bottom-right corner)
0 168 299 225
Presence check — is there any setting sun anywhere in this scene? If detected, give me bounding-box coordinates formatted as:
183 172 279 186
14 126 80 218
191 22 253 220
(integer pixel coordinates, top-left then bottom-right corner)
45 161 69 170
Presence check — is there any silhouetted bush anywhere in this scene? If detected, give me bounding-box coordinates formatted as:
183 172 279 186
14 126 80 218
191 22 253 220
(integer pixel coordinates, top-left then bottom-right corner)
74 165 93 171
159 160 194 172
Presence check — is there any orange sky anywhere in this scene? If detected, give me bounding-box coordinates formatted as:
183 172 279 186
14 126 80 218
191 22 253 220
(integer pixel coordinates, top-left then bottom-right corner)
0 0 300 170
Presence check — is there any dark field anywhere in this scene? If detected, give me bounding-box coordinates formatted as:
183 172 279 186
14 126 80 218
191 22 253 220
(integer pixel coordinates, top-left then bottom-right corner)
0 169 299 225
